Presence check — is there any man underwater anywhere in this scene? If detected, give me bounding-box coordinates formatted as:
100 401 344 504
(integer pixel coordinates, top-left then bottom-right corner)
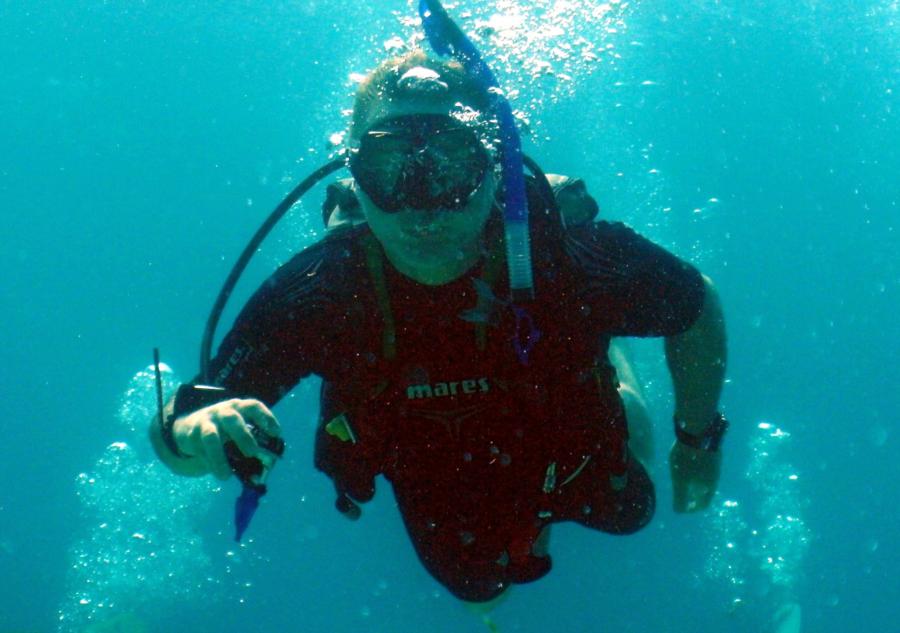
150 45 727 602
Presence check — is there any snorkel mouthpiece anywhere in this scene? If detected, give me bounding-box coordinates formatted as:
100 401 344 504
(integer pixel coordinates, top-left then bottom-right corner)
418 0 534 301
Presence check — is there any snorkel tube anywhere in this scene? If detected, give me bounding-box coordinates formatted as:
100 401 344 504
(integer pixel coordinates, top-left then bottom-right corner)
418 0 534 302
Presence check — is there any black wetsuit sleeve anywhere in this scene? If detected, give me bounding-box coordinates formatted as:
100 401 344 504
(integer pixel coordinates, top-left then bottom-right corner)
201 237 347 406
565 221 706 337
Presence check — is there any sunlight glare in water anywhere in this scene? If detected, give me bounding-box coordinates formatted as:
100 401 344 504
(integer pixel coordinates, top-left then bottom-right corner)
343 0 632 141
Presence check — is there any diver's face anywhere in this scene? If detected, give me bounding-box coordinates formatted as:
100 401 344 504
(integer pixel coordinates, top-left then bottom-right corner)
359 170 494 260
353 100 496 274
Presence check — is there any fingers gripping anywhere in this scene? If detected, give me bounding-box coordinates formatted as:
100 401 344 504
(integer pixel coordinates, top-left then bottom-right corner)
182 398 281 480
199 420 232 480
234 399 280 437
217 405 260 459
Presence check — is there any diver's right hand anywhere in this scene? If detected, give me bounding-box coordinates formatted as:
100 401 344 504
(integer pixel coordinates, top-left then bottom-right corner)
171 398 281 480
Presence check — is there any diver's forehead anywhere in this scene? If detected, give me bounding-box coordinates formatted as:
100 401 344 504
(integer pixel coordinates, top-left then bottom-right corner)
361 95 489 135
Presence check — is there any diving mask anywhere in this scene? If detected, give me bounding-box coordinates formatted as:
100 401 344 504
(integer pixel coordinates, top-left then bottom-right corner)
348 113 491 213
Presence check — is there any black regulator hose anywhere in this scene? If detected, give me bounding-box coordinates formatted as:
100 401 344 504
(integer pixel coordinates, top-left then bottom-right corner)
200 157 348 381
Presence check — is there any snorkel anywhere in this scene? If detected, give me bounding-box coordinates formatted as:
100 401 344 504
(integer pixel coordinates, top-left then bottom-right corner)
418 0 535 302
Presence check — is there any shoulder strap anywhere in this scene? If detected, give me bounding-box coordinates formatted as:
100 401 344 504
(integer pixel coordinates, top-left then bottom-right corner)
475 231 505 352
360 232 397 361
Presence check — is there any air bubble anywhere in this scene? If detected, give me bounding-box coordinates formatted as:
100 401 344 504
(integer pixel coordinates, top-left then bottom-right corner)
57 364 219 632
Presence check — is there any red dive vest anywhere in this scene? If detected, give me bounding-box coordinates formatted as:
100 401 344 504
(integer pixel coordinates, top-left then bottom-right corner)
313 178 629 525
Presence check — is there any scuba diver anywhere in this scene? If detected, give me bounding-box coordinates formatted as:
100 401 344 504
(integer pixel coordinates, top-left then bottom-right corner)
149 1 727 604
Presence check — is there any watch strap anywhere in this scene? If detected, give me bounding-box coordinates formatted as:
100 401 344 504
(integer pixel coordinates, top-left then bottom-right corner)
674 412 729 452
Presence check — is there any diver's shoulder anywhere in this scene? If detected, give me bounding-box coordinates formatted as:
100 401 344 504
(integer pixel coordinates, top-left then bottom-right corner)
563 218 646 249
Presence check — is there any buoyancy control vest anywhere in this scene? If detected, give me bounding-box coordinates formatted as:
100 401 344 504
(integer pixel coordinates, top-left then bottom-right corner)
313 175 627 520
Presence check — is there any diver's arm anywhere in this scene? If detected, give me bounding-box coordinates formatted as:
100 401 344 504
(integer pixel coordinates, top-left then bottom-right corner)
665 275 726 432
664 275 727 512
148 239 340 478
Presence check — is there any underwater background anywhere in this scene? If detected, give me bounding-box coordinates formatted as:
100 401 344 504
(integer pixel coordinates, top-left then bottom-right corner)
1 0 897 631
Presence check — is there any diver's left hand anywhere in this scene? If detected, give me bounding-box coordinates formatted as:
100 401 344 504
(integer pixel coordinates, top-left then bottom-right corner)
669 441 721 513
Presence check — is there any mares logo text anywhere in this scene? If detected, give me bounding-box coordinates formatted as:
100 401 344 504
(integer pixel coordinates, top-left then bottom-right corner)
407 378 490 400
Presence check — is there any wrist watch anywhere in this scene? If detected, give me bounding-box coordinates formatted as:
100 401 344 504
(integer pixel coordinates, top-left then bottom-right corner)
674 412 729 452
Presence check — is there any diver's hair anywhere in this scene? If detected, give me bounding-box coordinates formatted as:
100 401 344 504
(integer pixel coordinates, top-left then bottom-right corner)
349 49 492 140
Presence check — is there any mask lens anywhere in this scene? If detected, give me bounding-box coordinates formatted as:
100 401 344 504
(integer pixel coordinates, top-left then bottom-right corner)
350 115 490 213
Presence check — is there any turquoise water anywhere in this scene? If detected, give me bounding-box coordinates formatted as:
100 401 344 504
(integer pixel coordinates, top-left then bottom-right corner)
1 1 897 631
